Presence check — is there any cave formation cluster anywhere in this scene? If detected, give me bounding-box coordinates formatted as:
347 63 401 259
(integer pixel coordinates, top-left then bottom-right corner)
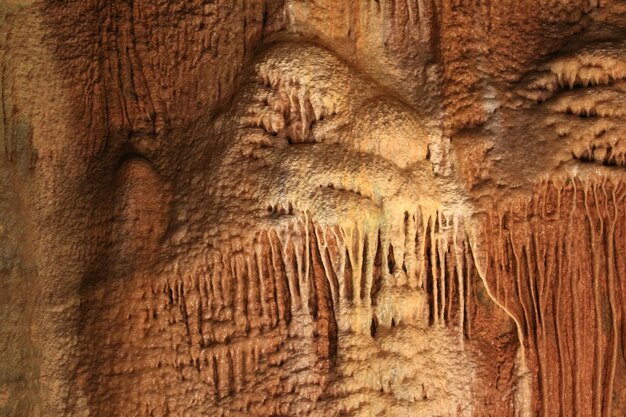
3 1 626 416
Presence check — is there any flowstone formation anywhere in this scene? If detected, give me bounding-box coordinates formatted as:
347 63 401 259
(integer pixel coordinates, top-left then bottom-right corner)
3 1 626 417
77 42 478 417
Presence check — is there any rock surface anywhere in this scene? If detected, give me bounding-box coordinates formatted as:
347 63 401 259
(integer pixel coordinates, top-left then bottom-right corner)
2 1 626 416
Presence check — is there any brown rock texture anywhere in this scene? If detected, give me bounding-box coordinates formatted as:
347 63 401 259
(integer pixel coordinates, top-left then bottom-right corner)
2 1 626 416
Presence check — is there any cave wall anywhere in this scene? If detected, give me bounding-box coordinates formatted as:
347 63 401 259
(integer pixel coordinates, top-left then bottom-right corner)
2 1 626 416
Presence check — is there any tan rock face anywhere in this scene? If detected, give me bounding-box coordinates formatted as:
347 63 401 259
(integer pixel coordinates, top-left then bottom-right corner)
2 1 626 417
